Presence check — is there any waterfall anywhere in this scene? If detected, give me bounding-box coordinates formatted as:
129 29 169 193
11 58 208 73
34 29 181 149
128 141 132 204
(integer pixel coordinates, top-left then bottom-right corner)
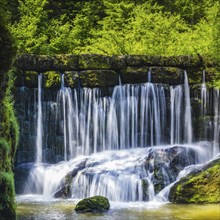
72 83 166 153
57 74 76 160
18 71 220 203
213 89 220 155
201 70 207 117
184 71 193 144
200 70 208 140
36 73 43 164
170 85 183 145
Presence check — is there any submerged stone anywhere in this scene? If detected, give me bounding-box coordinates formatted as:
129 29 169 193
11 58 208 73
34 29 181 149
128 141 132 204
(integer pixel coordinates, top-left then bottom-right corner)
169 157 220 204
75 196 110 213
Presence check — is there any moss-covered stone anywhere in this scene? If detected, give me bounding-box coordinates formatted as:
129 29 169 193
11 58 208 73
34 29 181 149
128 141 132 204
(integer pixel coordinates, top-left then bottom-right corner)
205 67 220 88
151 67 183 85
44 71 60 88
169 158 220 204
14 54 219 88
79 70 119 87
120 67 148 84
15 54 79 72
79 54 113 70
125 55 164 67
53 54 79 71
64 71 79 88
75 196 110 213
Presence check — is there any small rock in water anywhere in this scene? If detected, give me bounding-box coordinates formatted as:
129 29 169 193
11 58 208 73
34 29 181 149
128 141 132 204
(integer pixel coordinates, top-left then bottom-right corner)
75 196 110 213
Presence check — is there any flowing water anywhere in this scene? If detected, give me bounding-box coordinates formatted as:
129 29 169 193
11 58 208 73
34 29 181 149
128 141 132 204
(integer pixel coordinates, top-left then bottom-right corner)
36 73 43 164
15 71 220 219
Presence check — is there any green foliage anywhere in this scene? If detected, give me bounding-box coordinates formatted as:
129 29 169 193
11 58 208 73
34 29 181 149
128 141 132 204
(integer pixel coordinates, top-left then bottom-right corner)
9 0 220 59
0 139 10 167
44 71 60 88
0 172 16 220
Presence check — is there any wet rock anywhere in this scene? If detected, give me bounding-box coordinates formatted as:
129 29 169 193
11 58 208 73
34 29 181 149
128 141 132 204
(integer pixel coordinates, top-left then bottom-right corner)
144 146 196 194
75 196 110 213
169 157 220 204
53 159 87 198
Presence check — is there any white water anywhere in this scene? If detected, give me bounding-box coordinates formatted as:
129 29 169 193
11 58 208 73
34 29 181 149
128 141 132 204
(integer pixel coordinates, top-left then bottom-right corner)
213 89 220 155
22 71 220 203
183 71 193 144
55 81 167 157
170 85 183 144
36 73 43 164
24 142 213 202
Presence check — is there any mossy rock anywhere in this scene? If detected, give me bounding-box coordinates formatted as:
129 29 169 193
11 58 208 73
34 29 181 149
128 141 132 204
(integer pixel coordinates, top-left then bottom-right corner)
79 54 113 70
64 71 79 88
44 71 60 88
75 196 110 213
120 67 148 84
23 71 38 88
53 54 79 71
79 70 119 87
125 55 164 67
151 67 183 85
169 158 220 204
205 67 220 88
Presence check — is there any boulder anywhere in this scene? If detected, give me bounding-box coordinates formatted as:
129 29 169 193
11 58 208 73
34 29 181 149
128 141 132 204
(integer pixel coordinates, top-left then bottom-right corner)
168 157 220 203
75 196 110 213
53 158 87 198
144 146 196 194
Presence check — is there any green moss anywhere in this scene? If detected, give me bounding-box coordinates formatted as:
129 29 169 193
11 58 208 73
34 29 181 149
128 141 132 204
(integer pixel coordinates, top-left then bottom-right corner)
0 172 16 220
44 71 60 88
64 71 79 87
75 196 110 213
0 17 18 218
0 138 10 157
169 158 220 204
54 54 79 70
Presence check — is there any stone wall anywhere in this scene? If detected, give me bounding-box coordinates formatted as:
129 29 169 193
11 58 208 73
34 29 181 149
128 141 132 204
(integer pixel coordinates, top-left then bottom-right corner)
14 54 219 88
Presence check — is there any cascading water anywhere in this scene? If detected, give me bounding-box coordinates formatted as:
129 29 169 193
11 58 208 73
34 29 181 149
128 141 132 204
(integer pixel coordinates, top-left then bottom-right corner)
200 70 208 140
36 73 43 164
183 71 193 144
170 85 183 145
213 89 220 155
20 71 220 203
57 74 76 160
